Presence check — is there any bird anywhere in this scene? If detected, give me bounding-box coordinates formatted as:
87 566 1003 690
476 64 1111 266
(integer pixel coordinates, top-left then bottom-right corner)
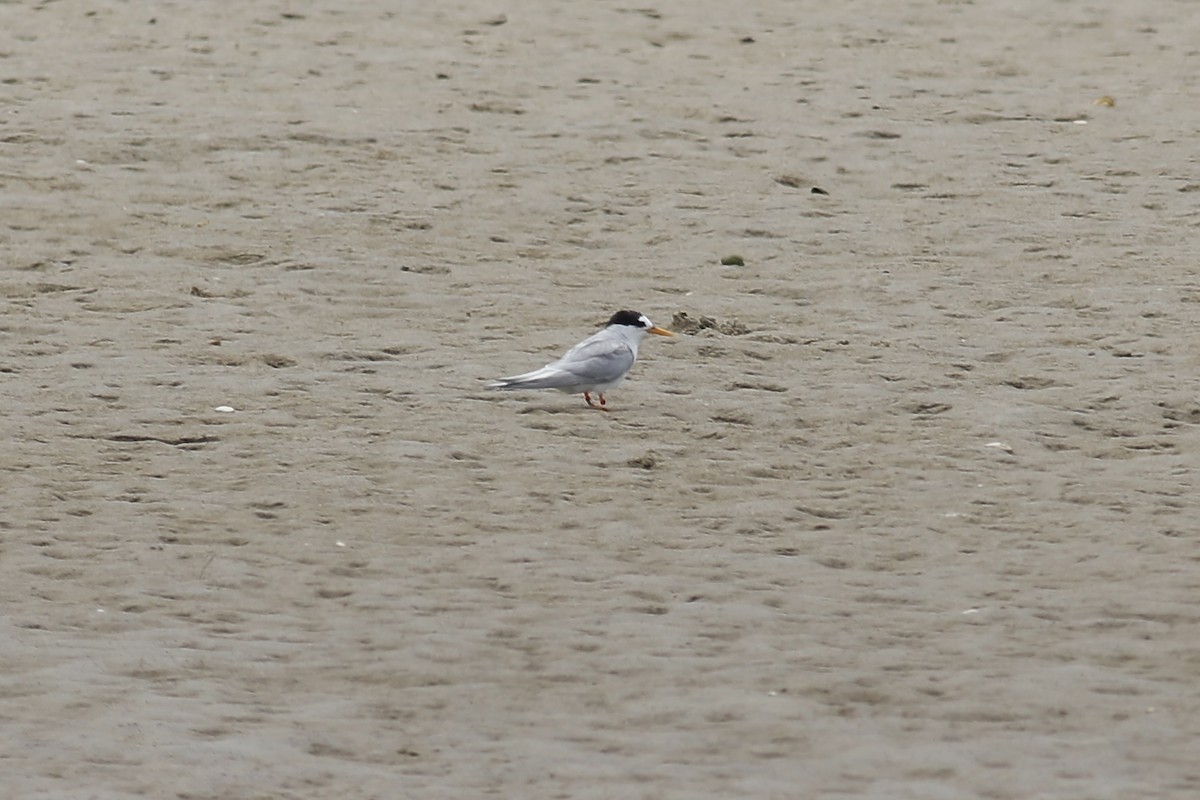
488 310 675 411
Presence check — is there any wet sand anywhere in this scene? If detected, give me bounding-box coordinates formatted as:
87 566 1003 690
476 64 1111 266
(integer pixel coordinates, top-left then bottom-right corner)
3 2 1199 797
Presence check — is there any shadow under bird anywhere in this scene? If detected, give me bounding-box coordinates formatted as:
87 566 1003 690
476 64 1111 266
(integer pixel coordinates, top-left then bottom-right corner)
488 310 675 411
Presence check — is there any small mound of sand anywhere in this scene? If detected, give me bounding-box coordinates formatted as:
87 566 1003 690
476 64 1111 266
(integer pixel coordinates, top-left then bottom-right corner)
671 311 751 336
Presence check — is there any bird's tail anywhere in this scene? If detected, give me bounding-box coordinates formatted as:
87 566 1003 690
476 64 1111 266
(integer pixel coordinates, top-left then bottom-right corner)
487 367 570 390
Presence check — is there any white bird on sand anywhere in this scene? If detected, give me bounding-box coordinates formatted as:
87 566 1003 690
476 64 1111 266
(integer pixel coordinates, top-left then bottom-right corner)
488 310 675 411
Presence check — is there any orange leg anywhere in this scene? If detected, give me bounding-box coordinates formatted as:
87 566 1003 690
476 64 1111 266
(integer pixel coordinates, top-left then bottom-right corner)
583 392 613 412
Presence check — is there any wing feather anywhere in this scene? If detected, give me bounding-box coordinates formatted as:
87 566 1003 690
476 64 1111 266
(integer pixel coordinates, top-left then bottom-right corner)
548 336 634 384
490 331 635 390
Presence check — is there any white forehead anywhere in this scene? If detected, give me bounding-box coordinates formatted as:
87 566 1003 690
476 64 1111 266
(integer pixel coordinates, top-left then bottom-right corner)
638 314 652 328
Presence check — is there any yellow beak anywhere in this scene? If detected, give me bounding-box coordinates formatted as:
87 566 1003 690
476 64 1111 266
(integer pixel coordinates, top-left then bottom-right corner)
648 326 676 337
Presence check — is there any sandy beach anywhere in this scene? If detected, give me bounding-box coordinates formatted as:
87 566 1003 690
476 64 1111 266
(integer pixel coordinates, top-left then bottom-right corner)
3 1 1199 797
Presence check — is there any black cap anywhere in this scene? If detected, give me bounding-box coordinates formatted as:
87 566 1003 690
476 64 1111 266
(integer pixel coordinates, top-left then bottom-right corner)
606 310 648 328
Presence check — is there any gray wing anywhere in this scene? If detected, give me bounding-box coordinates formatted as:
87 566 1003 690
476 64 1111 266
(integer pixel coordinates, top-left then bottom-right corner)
490 329 634 390
550 336 635 384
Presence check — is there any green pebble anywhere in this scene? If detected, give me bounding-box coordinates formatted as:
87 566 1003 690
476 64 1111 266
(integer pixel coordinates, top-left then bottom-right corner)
720 255 745 266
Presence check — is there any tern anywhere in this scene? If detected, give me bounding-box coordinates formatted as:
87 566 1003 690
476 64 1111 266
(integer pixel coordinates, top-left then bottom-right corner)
488 310 675 411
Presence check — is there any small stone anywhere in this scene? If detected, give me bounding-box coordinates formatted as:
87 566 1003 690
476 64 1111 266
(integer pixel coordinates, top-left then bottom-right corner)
627 454 658 470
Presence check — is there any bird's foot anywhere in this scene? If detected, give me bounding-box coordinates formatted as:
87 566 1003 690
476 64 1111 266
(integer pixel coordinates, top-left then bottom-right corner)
584 392 613 412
